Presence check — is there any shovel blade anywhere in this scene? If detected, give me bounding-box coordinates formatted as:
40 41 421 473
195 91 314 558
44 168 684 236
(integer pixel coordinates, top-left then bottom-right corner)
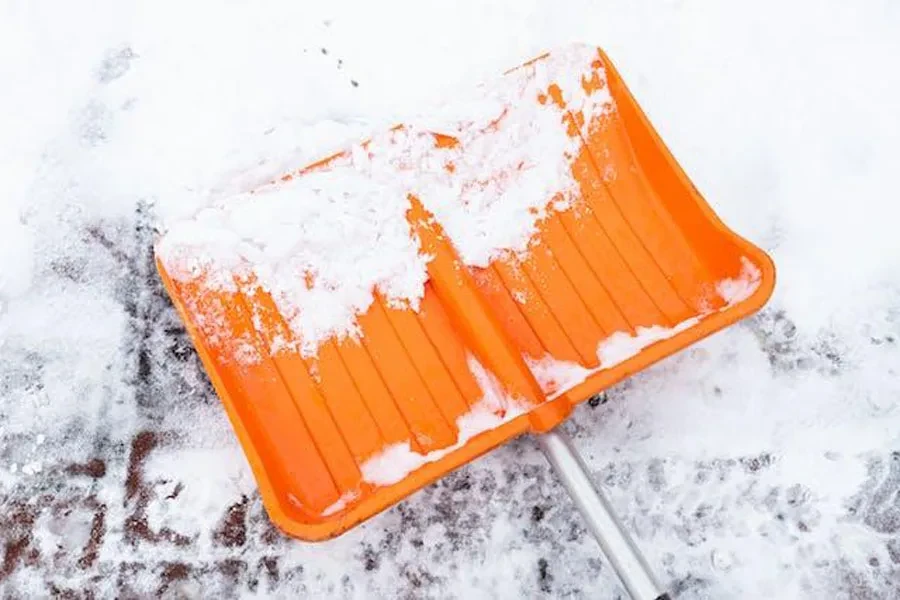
155 45 774 540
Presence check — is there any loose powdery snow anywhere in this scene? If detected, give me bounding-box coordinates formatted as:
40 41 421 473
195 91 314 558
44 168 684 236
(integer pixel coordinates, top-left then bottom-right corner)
156 44 613 358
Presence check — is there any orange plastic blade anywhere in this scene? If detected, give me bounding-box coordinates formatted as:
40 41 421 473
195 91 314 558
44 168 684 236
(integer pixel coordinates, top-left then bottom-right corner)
154 45 775 541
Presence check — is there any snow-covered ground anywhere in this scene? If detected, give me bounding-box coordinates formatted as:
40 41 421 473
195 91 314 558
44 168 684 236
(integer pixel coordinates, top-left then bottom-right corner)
2 1 900 597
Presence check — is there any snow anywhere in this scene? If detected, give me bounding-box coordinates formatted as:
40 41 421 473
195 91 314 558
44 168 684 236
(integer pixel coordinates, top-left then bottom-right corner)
157 165 430 356
0 214 34 314
526 262 760 399
597 318 701 367
716 257 762 306
361 399 522 487
322 490 360 517
524 317 703 400
2 1 900 598
526 355 596 398
362 356 527 487
156 45 610 356
403 45 612 268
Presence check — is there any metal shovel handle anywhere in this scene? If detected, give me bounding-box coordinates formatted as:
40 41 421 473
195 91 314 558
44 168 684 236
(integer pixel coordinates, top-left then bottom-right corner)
538 429 670 600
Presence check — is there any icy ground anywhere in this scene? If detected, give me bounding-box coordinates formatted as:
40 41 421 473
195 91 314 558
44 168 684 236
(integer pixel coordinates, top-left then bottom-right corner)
2 1 900 598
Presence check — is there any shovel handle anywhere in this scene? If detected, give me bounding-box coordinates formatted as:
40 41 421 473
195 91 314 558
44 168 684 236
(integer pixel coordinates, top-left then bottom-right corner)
537 429 669 600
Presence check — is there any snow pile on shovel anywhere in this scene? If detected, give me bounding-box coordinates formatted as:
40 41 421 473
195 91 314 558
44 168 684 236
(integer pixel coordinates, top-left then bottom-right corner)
156 44 614 357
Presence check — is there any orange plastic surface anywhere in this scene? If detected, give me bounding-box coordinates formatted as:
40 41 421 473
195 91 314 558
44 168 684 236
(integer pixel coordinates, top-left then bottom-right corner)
154 46 775 541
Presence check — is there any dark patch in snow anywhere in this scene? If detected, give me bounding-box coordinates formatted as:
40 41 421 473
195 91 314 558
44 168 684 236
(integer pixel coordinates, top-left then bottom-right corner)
213 495 250 548
740 452 773 473
165 482 183 500
77 101 112 145
361 544 379 571
748 309 848 375
97 46 138 84
848 452 900 534
122 430 192 548
671 573 710 597
125 431 157 502
537 556 552 593
65 459 107 479
888 539 900 564
158 561 191 591
76 503 107 570
217 558 248 583
588 392 608 408
1 502 39 580
259 556 280 585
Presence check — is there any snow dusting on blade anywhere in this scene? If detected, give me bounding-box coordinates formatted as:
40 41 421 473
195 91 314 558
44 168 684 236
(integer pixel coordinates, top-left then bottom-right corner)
359 403 512 487
156 45 610 358
361 356 527 487
716 256 763 305
597 319 701 367
525 259 765 399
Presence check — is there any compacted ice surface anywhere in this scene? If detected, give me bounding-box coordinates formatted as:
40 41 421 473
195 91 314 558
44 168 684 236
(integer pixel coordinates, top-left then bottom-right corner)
2 1 900 598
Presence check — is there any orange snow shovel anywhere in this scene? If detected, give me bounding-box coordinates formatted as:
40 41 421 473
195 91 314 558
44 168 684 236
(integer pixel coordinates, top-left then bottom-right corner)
155 45 774 599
